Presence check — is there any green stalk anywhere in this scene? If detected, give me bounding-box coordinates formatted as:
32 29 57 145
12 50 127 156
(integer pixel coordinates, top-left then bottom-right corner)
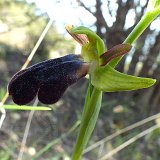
71 88 102 160
109 10 160 68
124 10 160 44
82 77 93 116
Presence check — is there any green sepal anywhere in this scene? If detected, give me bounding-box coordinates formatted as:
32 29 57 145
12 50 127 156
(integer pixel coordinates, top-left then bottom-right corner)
91 64 156 92
70 26 105 62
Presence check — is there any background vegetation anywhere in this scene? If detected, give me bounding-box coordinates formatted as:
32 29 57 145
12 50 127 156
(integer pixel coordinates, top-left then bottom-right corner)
0 0 160 160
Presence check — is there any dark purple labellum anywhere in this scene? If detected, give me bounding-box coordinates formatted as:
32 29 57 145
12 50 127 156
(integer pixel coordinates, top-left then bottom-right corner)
8 54 89 105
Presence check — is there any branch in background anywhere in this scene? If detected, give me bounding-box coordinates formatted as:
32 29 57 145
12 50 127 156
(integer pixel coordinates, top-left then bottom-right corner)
106 0 134 48
107 0 113 18
112 0 148 72
95 0 108 37
138 0 148 18
126 0 148 36
77 0 108 38
139 32 160 77
113 0 134 30
76 0 95 16
127 27 151 75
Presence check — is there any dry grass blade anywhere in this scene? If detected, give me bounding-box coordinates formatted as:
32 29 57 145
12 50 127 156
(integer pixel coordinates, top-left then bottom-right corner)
97 143 104 158
16 18 54 160
17 98 38 160
84 112 160 154
0 104 6 128
0 93 8 128
99 124 160 160
21 18 54 70
0 18 54 129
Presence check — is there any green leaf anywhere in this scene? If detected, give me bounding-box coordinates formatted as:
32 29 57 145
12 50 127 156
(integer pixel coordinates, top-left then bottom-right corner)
91 64 156 92
1 105 51 110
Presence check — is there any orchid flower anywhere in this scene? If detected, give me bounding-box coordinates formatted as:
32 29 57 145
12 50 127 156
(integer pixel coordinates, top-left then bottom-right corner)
8 25 156 105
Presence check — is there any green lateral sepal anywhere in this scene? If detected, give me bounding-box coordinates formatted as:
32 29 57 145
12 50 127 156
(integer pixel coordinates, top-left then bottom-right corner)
91 64 156 92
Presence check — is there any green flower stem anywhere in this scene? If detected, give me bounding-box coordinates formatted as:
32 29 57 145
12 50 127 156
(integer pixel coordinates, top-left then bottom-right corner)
71 5 160 160
124 10 160 44
109 10 160 68
71 26 105 160
82 78 93 116
71 88 102 160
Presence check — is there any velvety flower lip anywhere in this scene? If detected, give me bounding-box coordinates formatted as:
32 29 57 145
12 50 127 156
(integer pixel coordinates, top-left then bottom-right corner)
8 54 89 105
